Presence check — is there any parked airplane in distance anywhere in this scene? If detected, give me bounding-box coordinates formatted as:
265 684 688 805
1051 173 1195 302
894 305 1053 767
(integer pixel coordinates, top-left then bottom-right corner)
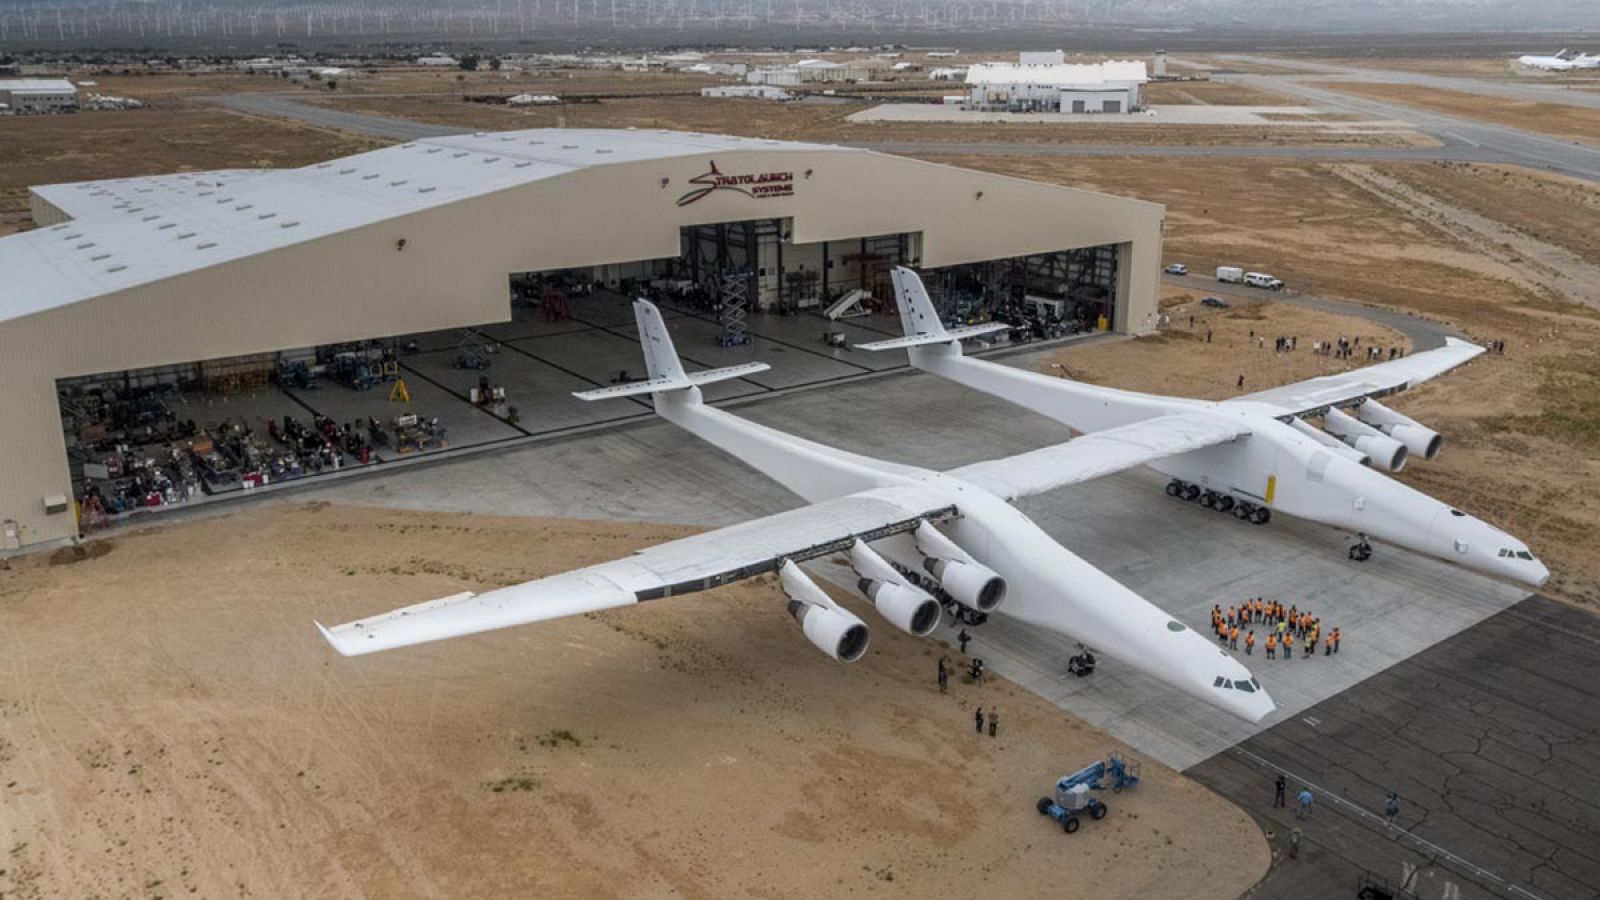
1516 49 1600 71
863 267 1548 589
318 299 1277 722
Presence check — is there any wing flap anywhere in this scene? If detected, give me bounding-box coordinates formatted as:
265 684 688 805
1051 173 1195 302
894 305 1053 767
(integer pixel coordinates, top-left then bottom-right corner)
949 412 1250 501
1232 337 1485 416
573 363 772 401
317 487 956 656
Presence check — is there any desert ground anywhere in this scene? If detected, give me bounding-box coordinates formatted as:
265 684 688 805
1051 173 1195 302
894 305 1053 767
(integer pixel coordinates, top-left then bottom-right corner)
0 504 1266 899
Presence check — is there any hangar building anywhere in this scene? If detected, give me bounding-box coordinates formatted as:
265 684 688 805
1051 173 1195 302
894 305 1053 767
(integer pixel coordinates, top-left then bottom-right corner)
0 128 1163 549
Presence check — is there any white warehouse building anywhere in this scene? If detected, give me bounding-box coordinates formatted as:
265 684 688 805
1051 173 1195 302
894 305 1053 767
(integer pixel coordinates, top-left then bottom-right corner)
965 54 1148 114
0 78 79 114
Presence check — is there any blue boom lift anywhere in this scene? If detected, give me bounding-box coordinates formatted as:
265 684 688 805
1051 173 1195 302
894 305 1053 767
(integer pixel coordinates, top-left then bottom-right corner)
1036 753 1141 834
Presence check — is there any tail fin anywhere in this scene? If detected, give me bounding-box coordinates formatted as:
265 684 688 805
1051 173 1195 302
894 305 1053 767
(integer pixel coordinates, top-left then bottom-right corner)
573 299 770 401
856 267 1008 352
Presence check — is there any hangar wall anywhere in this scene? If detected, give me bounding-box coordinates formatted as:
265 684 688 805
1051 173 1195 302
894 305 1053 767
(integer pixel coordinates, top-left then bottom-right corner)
0 146 1163 548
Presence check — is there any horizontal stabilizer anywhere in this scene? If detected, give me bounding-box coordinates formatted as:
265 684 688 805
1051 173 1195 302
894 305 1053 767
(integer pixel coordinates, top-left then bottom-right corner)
856 322 1010 352
573 362 771 401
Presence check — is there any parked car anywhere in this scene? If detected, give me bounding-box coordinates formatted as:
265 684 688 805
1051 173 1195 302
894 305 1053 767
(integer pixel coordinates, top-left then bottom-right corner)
1244 272 1285 291
1216 266 1245 284
1202 296 1231 309
1163 263 1188 276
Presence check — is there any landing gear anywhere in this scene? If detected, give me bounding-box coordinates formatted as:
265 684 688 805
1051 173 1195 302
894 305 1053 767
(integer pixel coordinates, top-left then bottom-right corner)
1168 480 1267 525
1067 646 1097 678
1349 533 1372 562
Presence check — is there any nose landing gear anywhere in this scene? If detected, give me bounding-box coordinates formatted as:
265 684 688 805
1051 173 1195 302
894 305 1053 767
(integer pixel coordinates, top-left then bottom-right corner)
1349 533 1373 562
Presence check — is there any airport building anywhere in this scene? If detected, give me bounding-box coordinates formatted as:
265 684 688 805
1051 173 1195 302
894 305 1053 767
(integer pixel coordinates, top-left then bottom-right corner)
965 54 1148 114
0 78 79 114
0 128 1163 548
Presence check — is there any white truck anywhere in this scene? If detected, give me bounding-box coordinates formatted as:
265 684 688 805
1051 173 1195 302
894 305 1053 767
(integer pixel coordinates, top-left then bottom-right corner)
1216 266 1244 284
1244 272 1285 291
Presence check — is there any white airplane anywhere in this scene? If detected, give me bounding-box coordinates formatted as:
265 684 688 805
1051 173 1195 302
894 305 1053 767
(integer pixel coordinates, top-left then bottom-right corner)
860 267 1549 589
318 299 1278 723
1516 49 1600 71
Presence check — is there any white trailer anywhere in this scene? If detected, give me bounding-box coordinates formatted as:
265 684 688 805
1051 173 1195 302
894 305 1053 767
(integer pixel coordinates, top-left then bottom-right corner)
1216 266 1244 284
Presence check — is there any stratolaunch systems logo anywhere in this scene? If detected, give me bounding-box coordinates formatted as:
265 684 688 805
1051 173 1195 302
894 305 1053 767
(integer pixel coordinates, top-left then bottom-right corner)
676 160 795 206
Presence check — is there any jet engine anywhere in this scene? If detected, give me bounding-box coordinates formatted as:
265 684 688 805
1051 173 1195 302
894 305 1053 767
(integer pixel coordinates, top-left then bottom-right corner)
780 561 870 662
848 541 941 637
1323 408 1408 472
1288 418 1371 467
913 522 1007 612
1356 399 1443 460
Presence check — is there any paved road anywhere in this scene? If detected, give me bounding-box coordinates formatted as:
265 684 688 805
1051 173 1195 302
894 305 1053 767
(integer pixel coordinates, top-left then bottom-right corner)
1190 594 1600 900
219 93 468 140
1166 276 1465 351
217 91 1600 183
1225 54 1600 110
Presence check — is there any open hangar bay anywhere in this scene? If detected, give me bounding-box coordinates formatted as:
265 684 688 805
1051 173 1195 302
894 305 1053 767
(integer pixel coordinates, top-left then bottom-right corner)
0 127 1160 551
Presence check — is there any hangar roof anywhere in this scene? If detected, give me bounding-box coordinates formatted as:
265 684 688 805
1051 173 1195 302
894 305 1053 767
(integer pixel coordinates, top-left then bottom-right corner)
965 60 1149 88
0 128 848 325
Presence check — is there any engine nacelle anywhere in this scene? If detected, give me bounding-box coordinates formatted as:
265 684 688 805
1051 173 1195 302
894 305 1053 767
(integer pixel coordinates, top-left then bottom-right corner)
1357 399 1443 460
914 522 1007 612
1288 417 1371 467
780 561 870 662
1324 408 1408 472
858 579 941 637
848 541 941 636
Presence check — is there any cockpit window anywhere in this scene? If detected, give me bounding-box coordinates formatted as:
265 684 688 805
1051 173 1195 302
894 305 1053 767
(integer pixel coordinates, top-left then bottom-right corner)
1450 509 1466 517
1516 551 1534 561
1236 680 1256 693
1214 677 1226 688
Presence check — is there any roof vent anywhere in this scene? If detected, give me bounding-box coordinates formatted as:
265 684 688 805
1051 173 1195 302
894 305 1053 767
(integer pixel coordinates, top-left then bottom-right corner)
500 135 516 142
257 212 278 220
425 148 442 154
50 224 69 231
158 222 176 230
62 232 82 240
196 242 217 250
235 203 253 211
143 214 160 221
75 242 96 249
362 173 379 180
198 190 215 197
513 161 532 168
595 148 613 154
417 186 437 194
339 168 356 175
528 140 544 145
561 144 578 150
280 221 301 229
91 253 111 261
482 157 500 163
176 232 196 240
316 162 332 169
452 152 469 158
402 143 417 148
107 265 127 273
390 179 409 187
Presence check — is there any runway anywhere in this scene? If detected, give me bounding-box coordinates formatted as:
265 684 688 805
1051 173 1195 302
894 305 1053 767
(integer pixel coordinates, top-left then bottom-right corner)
1189 595 1600 900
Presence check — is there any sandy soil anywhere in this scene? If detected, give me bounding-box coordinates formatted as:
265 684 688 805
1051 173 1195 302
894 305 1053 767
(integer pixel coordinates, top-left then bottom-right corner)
1312 81 1600 145
0 504 1266 899
1383 162 1600 268
0 109 381 236
1045 288 1410 401
1141 79 1295 106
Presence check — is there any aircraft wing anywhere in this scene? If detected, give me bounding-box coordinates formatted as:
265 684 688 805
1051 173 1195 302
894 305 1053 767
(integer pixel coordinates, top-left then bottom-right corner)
316 487 955 656
947 412 1250 501
1230 337 1485 417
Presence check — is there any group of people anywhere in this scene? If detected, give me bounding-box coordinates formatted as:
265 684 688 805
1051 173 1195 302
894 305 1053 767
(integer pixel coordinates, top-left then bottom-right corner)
936 631 1001 738
1210 599 1343 661
1273 774 1405 861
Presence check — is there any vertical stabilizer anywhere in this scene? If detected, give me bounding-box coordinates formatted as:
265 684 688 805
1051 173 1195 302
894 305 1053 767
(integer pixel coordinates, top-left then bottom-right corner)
890 266 949 339
634 299 688 383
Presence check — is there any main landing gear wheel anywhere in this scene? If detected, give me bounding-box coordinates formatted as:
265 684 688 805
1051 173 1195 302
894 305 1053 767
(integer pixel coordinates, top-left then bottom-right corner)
1215 495 1236 513
1252 507 1272 525
1183 484 1201 502
1165 480 1183 497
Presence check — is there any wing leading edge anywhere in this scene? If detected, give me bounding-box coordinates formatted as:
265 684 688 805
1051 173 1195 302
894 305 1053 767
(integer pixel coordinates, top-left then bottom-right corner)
947 412 1251 501
316 487 956 656
1231 337 1485 417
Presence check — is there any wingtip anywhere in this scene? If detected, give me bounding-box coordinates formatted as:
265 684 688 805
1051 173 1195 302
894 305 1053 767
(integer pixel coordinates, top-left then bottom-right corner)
314 620 354 657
